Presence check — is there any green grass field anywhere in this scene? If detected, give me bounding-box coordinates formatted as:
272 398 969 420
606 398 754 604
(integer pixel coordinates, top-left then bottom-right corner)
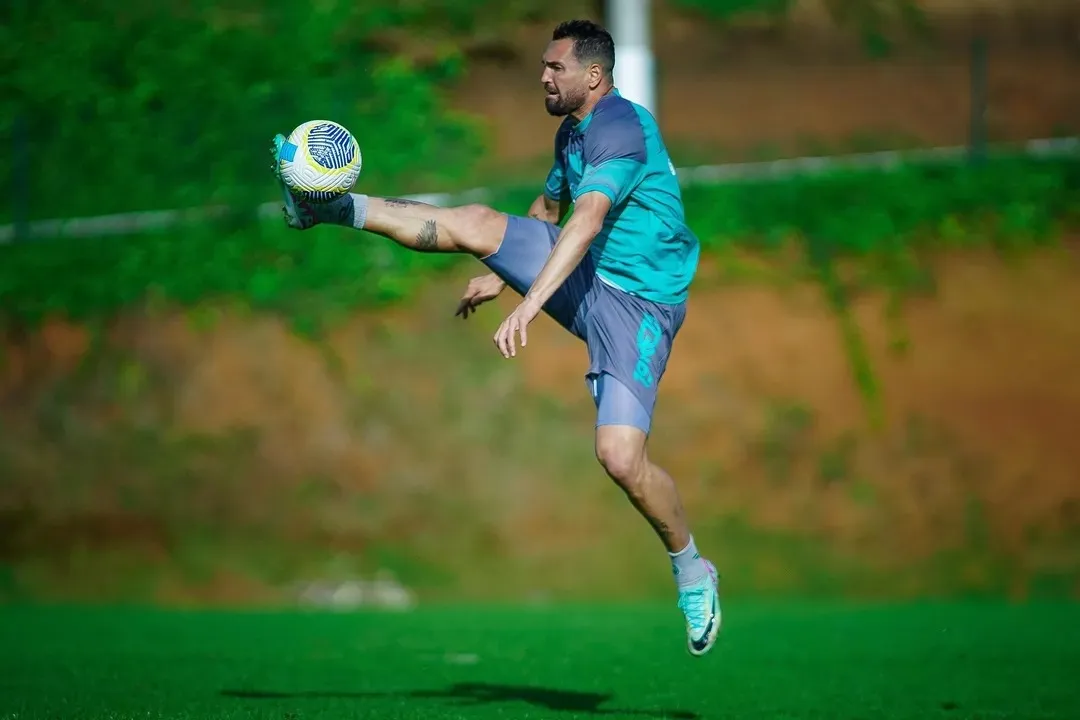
2 602 1078 719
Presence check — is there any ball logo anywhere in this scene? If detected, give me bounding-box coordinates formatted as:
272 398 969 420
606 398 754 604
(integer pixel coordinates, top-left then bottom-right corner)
306 122 356 170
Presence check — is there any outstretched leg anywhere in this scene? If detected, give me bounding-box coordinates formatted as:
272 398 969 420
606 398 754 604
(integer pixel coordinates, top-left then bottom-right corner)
275 149 595 334
273 135 506 257
284 190 508 258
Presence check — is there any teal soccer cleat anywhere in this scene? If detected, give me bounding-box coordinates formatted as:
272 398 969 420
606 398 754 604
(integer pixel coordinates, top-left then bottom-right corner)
678 559 721 656
269 133 316 230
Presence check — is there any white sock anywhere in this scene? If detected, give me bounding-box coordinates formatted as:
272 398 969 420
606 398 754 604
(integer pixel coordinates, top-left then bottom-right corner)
347 193 368 229
313 193 368 229
669 536 708 588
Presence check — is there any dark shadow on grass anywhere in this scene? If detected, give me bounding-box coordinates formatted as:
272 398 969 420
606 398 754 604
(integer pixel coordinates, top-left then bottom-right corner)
221 681 699 718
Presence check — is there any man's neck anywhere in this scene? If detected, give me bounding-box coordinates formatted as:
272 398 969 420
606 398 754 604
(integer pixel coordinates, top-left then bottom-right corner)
571 84 615 122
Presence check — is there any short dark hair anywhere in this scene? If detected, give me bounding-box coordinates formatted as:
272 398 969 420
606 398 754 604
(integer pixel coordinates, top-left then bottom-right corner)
552 19 615 78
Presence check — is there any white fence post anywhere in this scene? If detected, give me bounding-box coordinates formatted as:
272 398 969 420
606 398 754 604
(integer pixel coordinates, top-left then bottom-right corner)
608 0 657 120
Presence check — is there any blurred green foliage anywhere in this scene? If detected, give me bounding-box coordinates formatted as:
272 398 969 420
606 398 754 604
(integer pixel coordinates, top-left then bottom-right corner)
0 0 485 221
1 0 1075 338
0 0 944 224
1 154 1076 335
683 155 1078 256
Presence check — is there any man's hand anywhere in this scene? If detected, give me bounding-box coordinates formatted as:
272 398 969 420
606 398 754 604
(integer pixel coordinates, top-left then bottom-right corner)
493 298 542 358
455 273 507 320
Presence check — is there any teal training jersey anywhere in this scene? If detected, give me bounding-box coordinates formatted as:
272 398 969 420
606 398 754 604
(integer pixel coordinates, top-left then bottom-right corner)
543 89 700 305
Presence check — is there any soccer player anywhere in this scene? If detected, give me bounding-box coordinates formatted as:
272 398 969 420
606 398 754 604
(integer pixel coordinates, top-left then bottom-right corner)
271 19 721 656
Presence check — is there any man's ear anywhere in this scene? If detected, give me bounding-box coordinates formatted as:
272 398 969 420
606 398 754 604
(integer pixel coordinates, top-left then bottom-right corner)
588 64 604 90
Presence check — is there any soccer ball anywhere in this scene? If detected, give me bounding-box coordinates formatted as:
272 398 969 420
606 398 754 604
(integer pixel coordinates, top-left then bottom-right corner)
277 120 362 203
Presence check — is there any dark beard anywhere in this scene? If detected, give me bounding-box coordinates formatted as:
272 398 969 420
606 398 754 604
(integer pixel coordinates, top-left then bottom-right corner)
544 89 585 117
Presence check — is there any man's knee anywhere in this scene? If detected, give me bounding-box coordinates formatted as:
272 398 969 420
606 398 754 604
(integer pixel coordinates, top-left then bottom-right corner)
595 425 648 494
446 204 506 257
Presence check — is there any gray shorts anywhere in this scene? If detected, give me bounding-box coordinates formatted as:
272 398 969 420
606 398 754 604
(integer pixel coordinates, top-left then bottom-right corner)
481 214 687 433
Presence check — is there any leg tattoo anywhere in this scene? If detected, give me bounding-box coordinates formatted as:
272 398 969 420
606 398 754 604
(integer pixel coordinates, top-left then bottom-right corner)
384 197 431 209
415 219 439 251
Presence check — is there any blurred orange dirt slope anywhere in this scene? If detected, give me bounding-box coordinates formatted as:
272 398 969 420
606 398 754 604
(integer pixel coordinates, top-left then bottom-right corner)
2 245 1079 602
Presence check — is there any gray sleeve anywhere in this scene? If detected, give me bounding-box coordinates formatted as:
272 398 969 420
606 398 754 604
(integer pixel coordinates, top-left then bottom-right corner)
575 99 648 205
582 99 647 167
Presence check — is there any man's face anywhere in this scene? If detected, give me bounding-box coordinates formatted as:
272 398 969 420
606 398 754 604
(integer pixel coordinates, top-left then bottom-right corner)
541 38 591 117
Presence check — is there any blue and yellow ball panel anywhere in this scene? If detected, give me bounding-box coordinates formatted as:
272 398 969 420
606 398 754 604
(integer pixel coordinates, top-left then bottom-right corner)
305 122 357 170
